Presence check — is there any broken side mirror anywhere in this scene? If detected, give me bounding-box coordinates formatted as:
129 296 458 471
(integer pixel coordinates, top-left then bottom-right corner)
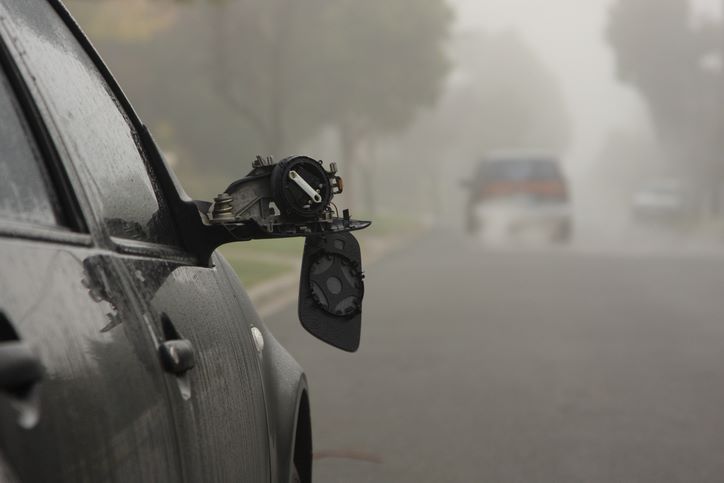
299 231 364 352
195 155 370 352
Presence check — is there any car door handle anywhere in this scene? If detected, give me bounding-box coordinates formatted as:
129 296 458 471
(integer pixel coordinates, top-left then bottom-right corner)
0 342 43 393
159 339 195 375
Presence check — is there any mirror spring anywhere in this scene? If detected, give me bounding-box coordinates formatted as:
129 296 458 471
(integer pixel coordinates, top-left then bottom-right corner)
211 193 235 223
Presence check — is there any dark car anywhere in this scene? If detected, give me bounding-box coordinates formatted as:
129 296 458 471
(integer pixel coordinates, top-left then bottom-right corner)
463 152 572 243
0 1 369 482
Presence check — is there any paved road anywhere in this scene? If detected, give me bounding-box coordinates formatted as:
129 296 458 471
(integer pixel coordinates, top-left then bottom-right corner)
265 230 724 482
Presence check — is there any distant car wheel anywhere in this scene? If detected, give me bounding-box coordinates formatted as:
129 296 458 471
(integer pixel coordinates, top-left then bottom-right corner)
465 210 479 235
552 221 572 243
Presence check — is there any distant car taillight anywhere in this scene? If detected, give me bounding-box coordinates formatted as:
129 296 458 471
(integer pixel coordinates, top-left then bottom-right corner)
479 180 568 201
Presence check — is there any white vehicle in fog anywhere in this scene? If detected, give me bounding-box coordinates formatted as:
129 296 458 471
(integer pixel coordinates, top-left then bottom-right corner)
464 152 572 244
631 179 693 224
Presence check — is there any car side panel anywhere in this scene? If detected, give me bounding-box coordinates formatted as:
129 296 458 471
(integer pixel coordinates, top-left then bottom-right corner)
0 238 182 482
115 253 271 482
215 255 310 483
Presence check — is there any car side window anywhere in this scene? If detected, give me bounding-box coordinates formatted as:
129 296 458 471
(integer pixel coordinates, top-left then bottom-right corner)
2 0 179 246
0 65 62 228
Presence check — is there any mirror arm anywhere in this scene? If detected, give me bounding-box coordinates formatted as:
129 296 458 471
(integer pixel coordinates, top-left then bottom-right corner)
187 206 370 267
190 154 370 265
139 125 370 267
138 125 238 266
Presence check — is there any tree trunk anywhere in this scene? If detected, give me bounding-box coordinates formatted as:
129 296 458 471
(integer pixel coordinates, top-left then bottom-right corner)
267 0 296 157
339 122 362 212
210 4 271 149
361 138 378 216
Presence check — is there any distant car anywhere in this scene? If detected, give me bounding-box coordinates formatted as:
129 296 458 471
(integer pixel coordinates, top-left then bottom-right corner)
0 1 373 482
464 152 572 243
631 179 693 224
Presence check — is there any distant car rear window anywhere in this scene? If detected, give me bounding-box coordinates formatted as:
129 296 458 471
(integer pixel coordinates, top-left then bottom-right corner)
477 159 562 182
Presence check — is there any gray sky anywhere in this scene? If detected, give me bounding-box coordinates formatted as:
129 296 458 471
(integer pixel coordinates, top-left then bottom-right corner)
450 0 720 175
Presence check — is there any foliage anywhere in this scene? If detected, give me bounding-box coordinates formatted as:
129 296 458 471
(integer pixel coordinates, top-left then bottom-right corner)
607 0 724 183
397 30 572 169
298 0 453 136
67 0 178 42
66 0 453 199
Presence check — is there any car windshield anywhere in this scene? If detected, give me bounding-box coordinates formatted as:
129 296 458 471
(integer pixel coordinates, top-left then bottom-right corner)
477 159 562 182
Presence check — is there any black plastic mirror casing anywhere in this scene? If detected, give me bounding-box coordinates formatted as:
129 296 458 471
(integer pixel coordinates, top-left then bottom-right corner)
298 232 363 352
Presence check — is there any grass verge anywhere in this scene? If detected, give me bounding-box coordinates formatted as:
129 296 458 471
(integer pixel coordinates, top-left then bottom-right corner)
219 212 424 288
223 256 293 287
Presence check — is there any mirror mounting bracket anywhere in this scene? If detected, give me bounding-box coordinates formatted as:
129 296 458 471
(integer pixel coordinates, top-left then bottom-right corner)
190 155 370 265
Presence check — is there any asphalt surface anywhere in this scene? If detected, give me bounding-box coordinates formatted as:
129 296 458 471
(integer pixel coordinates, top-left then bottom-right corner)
265 229 724 482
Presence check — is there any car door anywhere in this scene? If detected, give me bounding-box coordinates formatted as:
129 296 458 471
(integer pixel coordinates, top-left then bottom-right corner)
114 251 272 483
0 1 272 481
0 21 182 482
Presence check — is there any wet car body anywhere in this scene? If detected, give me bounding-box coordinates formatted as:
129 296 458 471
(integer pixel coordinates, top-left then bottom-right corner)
0 1 310 481
464 153 572 243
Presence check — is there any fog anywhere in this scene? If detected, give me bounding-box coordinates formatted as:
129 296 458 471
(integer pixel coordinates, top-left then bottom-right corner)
67 0 724 481
454 0 647 164
68 0 724 243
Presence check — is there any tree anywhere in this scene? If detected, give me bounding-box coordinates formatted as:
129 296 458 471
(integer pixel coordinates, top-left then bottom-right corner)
607 0 724 205
298 1 453 174
67 0 178 43
369 30 572 216
66 0 453 203
208 0 453 206
396 30 571 170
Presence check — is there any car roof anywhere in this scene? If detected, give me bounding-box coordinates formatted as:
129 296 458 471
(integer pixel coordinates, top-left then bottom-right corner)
482 150 558 163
